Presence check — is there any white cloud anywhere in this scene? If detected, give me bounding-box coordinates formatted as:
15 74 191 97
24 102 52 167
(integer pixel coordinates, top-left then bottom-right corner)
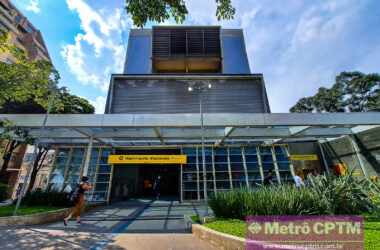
26 0 40 13
62 0 131 92
89 96 106 114
173 0 378 112
62 0 379 113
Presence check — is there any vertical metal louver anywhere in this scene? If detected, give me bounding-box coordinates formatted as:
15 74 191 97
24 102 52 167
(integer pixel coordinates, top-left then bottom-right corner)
152 28 170 57
152 27 221 58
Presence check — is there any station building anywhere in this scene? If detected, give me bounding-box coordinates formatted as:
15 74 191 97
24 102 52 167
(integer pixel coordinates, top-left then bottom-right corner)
2 26 379 203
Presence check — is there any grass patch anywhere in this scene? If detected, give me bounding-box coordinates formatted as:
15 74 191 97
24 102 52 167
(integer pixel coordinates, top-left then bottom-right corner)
204 219 246 238
0 205 64 217
204 217 380 249
190 215 200 223
364 221 380 250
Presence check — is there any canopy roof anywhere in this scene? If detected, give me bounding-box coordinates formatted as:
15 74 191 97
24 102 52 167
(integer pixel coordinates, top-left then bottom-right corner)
1 113 379 147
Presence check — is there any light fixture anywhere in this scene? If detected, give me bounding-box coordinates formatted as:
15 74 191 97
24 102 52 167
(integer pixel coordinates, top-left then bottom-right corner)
188 86 193 92
208 83 212 89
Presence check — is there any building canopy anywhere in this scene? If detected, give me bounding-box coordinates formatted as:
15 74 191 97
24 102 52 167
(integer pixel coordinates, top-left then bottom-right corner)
1 113 380 147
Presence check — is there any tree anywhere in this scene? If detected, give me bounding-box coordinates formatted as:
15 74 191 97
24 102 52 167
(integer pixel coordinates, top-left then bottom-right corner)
337 72 380 112
0 33 56 111
0 32 95 190
51 88 95 114
125 0 235 27
0 120 33 181
26 144 50 193
290 71 380 113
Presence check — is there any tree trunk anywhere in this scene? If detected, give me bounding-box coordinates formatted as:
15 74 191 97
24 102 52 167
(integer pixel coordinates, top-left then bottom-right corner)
0 140 19 182
26 148 48 193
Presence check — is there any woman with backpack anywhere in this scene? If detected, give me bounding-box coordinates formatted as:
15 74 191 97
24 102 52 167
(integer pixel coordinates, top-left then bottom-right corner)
63 176 92 226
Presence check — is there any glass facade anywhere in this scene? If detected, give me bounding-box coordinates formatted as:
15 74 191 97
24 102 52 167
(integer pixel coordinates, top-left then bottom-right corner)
182 145 293 200
48 145 293 202
48 147 113 203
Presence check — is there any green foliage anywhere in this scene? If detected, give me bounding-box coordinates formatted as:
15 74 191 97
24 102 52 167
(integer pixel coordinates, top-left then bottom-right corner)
290 71 380 112
0 205 62 217
0 32 58 110
125 0 235 27
22 190 70 207
51 88 95 114
205 219 246 238
0 32 94 114
0 119 33 144
209 186 328 220
190 214 200 223
209 174 379 219
0 182 9 202
308 173 379 215
364 220 380 249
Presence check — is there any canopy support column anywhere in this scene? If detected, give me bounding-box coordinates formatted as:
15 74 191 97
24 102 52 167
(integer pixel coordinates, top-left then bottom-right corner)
349 135 368 178
82 136 94 177
318 140 330 174
271 146 281 184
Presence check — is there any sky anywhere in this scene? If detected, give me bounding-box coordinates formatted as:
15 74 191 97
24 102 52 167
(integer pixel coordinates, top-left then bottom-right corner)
13 0 380 113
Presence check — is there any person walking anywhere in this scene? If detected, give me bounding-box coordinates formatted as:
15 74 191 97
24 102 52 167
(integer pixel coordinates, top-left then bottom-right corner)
63 176 92 226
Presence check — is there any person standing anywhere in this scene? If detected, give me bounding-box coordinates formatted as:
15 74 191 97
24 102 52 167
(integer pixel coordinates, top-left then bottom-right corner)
263 169 274 185
63 176 92 225
153 175 161 200
122 183 129 201
293 171 305 188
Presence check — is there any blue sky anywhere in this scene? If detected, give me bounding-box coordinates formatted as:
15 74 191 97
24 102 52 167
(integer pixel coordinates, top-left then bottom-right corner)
13 0 380 113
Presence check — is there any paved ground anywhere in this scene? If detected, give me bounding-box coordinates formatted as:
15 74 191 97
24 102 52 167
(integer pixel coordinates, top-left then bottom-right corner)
0 198 217 250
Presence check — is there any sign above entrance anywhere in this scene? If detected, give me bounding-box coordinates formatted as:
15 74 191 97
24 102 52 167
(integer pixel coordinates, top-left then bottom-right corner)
108 155 187 164
289 154 318 161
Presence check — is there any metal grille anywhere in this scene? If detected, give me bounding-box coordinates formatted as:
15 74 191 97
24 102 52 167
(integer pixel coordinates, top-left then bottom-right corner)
152 27 221 58
109 78 267 114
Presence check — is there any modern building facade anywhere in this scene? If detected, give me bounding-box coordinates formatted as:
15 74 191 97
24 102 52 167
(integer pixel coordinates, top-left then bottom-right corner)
43 26 329 203
0 0 51 63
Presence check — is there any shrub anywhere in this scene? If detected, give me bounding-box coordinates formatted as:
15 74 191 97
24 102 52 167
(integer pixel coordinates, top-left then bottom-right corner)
209 186 328 220
308 173 379 215
22 190 70 207
0 182 9 202
209 174 380 219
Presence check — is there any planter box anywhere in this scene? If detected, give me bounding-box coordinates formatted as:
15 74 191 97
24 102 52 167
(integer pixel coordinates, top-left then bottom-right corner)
0 203 104 226
192 224 246 250
0 208 70 226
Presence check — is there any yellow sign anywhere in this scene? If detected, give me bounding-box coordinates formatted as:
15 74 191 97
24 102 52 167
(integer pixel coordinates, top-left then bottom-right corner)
289 154 318 161
108 155 187 164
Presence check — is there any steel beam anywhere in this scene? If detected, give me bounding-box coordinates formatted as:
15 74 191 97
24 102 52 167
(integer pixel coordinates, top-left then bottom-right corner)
349 135 369 178
1 113 380 129
214 127 235 146
153 127 165 144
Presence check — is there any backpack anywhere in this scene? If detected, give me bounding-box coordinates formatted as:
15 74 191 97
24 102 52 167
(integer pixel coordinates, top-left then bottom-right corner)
68 184 80 204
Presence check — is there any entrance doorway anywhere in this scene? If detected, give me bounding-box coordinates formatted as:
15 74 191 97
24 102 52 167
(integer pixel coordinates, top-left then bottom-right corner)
110 148 181 202
111 165 180 201
138 165 179 197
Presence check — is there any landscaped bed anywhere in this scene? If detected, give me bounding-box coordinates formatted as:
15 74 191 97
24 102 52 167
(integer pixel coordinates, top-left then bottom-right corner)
0 205 65 217
192 173 380 249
